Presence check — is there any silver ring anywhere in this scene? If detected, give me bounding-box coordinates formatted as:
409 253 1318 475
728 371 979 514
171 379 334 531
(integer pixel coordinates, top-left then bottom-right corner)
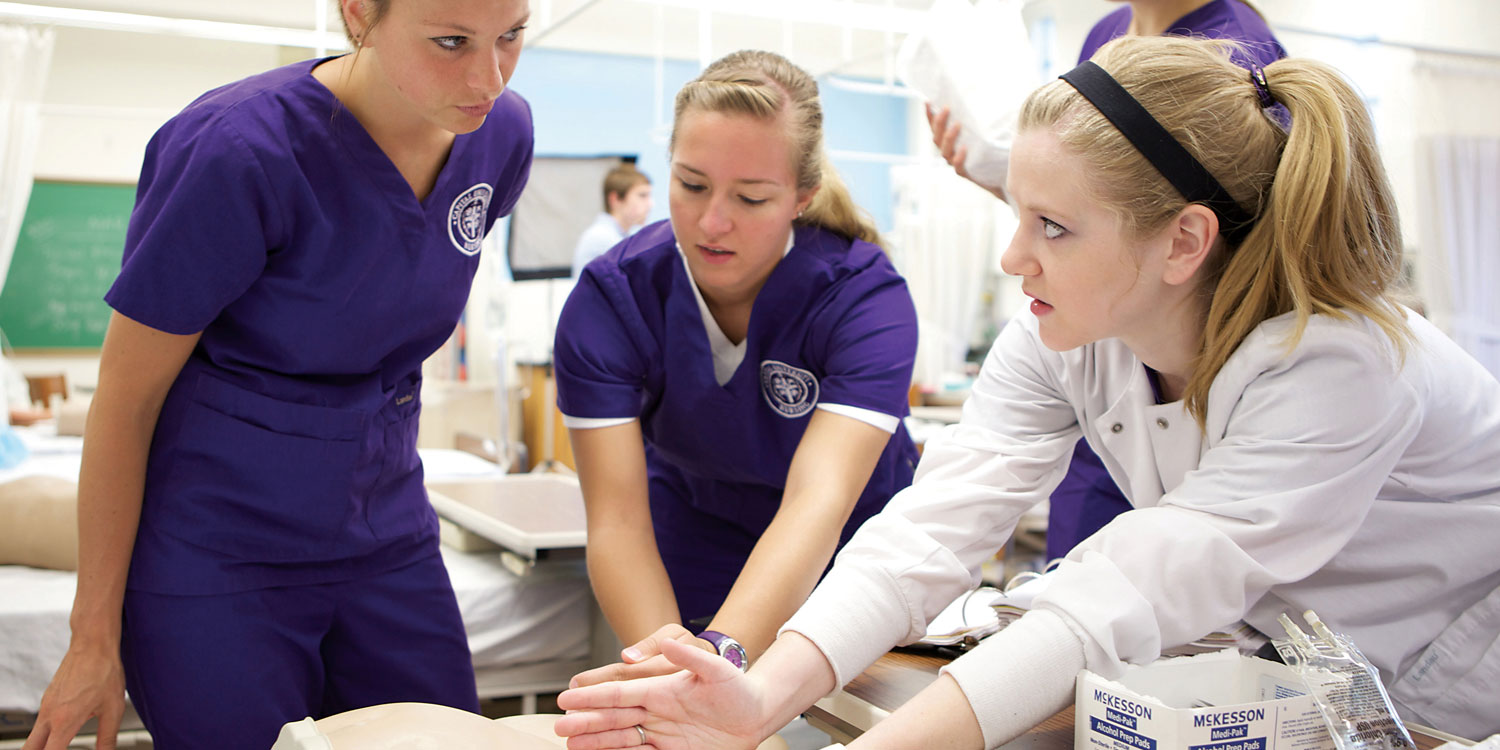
636 725 648 746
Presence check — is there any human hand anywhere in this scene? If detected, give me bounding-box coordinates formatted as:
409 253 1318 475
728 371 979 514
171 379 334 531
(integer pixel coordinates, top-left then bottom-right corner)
555 638 769 750
924 103 1008 200
925 103 971 178
22 642 127 750
571 624 718 688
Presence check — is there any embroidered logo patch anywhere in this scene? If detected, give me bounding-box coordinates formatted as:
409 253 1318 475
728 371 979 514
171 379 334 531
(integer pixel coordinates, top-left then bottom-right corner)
448 183 493 255
760 360 819 418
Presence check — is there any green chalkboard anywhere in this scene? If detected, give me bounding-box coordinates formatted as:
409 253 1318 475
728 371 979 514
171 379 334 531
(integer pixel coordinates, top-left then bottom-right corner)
0 180 136 349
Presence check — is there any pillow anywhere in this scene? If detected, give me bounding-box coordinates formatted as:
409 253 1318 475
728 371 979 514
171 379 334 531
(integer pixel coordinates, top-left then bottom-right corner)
0 475 78 571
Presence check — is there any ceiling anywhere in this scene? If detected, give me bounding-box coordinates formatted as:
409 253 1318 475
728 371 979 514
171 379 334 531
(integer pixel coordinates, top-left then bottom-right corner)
1 0 943 79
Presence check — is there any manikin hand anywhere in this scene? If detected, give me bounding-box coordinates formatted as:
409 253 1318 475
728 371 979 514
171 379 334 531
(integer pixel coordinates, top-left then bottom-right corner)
555 638 772 750
570 624 718 688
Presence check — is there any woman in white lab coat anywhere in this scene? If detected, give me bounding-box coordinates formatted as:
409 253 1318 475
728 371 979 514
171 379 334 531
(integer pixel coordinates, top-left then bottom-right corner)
550 35 1500 748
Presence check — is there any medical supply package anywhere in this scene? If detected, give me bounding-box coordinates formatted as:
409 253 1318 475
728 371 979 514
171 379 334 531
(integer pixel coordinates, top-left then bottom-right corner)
1076 649 1335 750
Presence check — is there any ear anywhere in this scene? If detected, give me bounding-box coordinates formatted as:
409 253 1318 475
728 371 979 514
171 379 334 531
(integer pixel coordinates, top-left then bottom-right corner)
795 185 821 217
341 0 372 46
605 191 623 213
1161 203 1219 286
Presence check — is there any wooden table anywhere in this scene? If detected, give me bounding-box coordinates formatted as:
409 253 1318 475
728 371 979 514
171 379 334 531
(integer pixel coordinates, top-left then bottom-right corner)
804 650 1457 750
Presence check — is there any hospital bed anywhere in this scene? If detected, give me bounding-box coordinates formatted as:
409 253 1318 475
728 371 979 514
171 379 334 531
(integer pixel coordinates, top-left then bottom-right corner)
0 424 602 747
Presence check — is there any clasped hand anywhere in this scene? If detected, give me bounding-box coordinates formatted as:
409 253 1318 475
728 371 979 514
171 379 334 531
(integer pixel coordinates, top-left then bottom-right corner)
555 624 770 750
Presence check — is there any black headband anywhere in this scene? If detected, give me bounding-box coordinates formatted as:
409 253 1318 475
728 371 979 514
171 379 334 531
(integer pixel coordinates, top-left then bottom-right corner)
1059 61 1256 246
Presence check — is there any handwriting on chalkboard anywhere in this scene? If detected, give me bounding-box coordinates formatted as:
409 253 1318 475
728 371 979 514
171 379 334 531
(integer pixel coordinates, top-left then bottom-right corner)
0 181 136 348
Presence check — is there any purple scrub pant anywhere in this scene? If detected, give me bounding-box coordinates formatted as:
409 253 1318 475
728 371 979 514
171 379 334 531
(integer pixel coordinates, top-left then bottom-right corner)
120 552 479 750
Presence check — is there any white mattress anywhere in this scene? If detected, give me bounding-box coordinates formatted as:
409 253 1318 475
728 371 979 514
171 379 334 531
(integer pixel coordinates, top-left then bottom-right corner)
0 434 591 713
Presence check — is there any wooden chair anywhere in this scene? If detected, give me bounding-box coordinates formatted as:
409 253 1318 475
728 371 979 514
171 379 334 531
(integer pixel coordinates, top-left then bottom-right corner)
24 373 67 408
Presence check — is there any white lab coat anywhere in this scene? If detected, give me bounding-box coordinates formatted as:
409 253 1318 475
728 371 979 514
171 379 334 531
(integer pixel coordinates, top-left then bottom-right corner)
785 306 1500 740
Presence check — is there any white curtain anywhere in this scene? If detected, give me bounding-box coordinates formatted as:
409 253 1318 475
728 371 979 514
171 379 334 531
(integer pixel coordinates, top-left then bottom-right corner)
0 24 56 296
1424 136 1500 378
890 163 1012 391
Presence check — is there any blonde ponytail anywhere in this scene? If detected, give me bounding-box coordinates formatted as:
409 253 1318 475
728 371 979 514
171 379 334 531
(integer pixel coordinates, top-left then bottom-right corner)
799 155 883 247
1195 56 1409 423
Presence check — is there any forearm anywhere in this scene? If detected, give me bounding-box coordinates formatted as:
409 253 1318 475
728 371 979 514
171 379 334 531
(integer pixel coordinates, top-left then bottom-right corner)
587 533 681 646
938 609 1084 748
707 507 843 657
745 631 839 738
839 611 1081 750
69 395 158 643
66 313 197 646
712 410 888 657
849 674 984 750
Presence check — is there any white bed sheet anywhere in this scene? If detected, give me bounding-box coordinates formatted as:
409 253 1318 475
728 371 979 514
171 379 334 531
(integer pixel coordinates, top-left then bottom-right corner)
0 435 592 713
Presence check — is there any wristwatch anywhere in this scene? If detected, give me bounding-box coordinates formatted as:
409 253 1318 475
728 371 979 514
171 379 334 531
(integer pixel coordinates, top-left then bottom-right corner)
698 630 748 671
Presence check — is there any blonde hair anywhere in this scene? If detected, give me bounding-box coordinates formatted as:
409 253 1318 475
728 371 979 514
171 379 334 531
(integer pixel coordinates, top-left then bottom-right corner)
335 0 389 50
670 50 883 248
1019 35 1409 428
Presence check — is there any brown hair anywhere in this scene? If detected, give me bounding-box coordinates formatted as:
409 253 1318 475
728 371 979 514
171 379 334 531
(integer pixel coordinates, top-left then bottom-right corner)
670 50 883 248
602 163 650 212
1019 35 1409 427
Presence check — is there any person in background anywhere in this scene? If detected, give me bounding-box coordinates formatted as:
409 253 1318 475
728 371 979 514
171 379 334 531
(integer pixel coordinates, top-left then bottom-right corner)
23 1 534 748
1 352 51 429
928 0 1288 562
571 163 653 278
554 35 1500 747
553 50 919 681
0 352 35 464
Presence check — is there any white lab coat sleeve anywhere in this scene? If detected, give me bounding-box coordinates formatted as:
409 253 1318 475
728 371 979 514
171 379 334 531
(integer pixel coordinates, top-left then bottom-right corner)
781 315 1082 687
1035 318 1425 676
941 608 1087 748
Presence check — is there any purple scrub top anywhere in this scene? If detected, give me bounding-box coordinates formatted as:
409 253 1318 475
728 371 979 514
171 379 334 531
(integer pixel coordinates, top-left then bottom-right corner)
1080 0 1287 67
1050 0 1288 561
554 220 919 565
106 57 534 594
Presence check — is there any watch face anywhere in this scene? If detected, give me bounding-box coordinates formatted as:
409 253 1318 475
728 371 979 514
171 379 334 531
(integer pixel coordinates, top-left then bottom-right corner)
702 631 748 671
721 642 747 671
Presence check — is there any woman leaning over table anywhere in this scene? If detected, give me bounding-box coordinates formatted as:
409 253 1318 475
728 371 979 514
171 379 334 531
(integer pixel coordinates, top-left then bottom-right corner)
554 50 919 681
554 34 1500 748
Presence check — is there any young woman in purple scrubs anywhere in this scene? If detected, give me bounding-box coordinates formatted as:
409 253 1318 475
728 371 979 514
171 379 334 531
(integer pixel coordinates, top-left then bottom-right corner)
553 51 919 679
23 2 533 749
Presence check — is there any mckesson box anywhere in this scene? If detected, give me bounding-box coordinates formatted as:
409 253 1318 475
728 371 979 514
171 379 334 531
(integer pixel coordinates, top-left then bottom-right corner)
1076 649 1334 750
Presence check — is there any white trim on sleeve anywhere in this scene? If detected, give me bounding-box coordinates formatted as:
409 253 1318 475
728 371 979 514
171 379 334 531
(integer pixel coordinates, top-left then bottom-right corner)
816 403 901 434
560 414 637 430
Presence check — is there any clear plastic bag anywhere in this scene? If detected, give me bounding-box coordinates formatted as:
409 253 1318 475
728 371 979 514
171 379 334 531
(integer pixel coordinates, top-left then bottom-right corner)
1274 610 1416 750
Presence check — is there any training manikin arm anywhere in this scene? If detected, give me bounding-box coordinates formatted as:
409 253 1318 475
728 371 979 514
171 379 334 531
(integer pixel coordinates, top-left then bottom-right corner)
704 408 891 659
570 420 683 646
23 312 199 750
